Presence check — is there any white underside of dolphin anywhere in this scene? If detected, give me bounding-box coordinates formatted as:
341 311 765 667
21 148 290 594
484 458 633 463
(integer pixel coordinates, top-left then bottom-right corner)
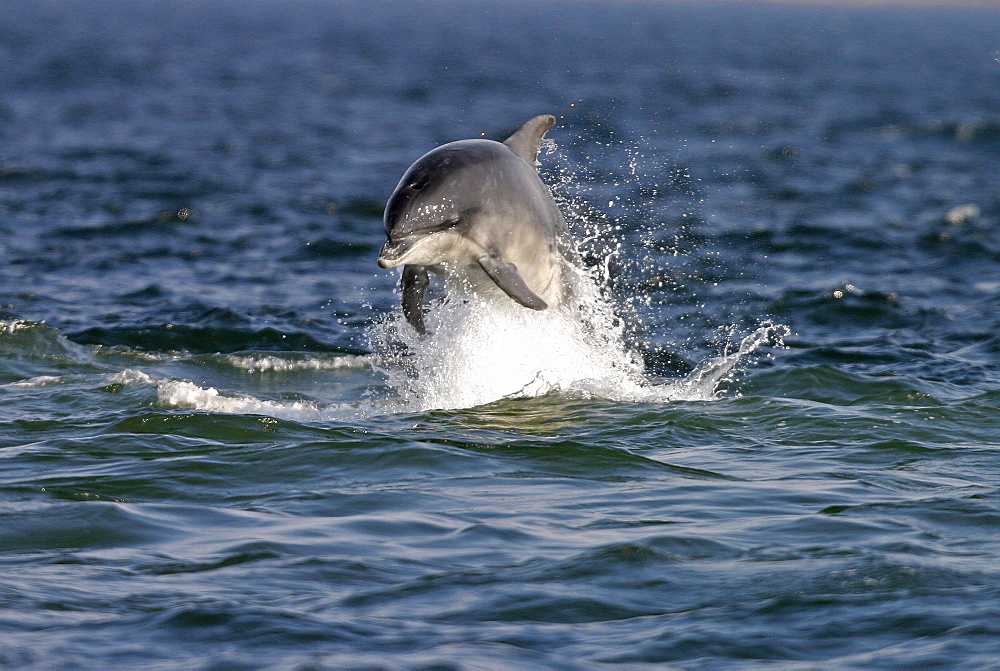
378 114 574 334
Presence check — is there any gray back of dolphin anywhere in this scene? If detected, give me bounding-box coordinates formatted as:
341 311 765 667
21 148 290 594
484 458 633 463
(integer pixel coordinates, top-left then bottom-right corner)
379 114 572 334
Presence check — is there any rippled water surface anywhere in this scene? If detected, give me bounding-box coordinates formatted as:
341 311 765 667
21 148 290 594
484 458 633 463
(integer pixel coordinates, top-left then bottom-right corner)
2 0 1000 668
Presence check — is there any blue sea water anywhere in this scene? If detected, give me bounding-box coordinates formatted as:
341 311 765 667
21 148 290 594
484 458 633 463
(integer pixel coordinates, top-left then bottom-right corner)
2 0 1000 667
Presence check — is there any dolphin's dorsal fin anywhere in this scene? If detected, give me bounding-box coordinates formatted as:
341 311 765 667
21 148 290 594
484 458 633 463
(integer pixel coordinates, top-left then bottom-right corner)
503 114 556 165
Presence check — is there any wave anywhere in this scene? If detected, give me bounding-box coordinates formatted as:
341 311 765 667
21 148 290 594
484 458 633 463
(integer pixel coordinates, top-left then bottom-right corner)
155 379 341 422
0 319 91 359
208 352 372 373
1 308 786 421
121 320 784 420
3 375 66 388
102 368 350 422
70 324 344 355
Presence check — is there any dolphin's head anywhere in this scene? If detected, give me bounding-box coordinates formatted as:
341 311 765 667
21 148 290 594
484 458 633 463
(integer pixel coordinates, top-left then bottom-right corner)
379 140 506 268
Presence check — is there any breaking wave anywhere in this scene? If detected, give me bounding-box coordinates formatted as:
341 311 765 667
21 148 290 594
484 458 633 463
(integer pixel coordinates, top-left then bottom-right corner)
211 352 371 373
155 379 340 422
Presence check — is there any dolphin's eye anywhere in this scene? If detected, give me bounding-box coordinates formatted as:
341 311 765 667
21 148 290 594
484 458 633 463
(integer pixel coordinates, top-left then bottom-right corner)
408 174 429 191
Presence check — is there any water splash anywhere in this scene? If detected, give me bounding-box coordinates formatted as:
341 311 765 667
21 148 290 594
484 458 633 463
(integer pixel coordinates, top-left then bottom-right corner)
665 322 790 401
373 287 639 411
369 134 787 413
372 281 786 411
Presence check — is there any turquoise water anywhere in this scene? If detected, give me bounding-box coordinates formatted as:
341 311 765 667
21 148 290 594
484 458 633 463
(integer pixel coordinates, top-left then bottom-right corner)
2 0 1000 667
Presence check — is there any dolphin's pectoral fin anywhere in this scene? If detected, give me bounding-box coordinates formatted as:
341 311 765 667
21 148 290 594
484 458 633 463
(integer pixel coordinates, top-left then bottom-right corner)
503 115 556 165
477 255 548 311
401 265 430 334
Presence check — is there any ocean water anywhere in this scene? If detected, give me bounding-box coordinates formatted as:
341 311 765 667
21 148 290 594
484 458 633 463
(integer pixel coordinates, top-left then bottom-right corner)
2 0 1000 667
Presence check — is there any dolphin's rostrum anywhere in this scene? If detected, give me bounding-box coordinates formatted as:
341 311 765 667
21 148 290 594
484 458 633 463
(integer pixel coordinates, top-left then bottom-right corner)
378 115 574 334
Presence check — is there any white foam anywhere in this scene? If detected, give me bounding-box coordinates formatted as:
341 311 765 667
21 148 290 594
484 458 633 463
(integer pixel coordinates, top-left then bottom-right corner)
155 379 346 422
220 353 371 373
108 368 157 386
94 346 179 363
0 319 36 334
6 375 65 388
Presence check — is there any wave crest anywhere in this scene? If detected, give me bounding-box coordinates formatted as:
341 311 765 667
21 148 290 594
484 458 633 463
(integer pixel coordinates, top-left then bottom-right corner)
156 379 338 422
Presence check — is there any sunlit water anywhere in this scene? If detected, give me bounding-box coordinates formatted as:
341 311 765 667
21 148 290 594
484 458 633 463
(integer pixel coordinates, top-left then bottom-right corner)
2 1 999 668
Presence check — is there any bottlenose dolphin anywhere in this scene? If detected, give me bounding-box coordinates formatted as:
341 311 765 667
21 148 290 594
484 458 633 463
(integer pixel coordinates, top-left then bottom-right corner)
378 114 574 334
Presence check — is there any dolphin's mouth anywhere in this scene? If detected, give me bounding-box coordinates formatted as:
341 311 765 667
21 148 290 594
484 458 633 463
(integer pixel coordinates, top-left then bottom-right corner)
378 228 463 269
377 236 421 268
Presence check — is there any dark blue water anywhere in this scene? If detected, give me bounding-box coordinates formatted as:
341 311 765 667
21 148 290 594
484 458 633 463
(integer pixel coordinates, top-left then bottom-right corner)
2 0 999 667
